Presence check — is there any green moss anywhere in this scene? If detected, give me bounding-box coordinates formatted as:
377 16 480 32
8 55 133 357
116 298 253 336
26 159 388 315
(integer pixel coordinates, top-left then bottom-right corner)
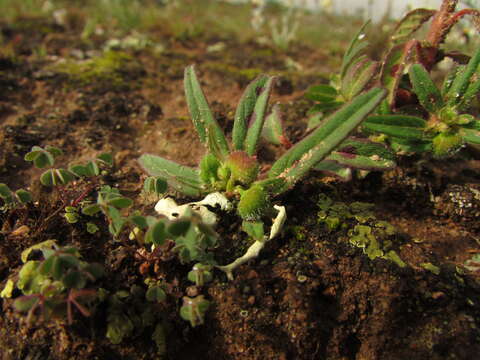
317 194 406 267
290 225 307 241
54 50 140 88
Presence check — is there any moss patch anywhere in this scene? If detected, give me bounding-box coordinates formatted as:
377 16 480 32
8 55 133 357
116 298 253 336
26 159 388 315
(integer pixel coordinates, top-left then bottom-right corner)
53 50 143 89
317 194 406 267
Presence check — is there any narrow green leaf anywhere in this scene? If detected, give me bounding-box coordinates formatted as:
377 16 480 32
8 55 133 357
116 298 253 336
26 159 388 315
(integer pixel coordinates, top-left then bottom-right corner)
244 76 275 156
409 64 443 113
232 75 269 150
138 154 203 197
269 88 387 192
184 66 229 157
381 41 417 108
313 161 352 181
305 84 338 102
363 114 427 140
390 8 436 45
462 128 480 145
308 102 344 113
446 47 480 106
326 152 396 171
341 21 371 79
342 57 379 100
261 104 285 146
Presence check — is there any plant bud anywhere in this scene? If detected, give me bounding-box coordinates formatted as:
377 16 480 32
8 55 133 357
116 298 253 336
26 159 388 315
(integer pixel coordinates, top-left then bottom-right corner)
225 151 259 186
238 185 269 221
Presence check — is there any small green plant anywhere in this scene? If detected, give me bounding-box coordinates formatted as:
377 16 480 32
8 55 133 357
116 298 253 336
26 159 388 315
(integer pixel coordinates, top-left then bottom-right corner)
0 183 32 210
180 295 210 327
187 263 213 286
4 240 104 324
139 66 385 278
25 145 75 186
307 0 480 158
363 52 480 156
81 185 133 237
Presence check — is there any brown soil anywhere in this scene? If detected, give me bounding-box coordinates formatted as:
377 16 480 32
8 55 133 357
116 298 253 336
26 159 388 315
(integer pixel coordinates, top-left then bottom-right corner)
1 16 479 360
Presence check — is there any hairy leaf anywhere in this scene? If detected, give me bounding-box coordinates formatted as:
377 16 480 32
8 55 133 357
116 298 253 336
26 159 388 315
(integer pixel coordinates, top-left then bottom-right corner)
139 154 203 197
363 114 427 140
232 75 269 150
446 47 480 106
390 8 436 45
244 76 275 156
184 66 229 157
409 63 444 113
269 88 387 192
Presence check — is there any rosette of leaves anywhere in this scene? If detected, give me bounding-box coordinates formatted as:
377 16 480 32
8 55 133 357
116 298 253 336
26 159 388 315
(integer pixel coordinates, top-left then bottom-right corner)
10 240 104 324
363 47 480 157
139 66 386 222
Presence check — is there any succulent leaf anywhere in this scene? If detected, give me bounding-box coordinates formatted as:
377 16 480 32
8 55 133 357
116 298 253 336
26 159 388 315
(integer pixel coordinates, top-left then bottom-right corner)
305 84 338 102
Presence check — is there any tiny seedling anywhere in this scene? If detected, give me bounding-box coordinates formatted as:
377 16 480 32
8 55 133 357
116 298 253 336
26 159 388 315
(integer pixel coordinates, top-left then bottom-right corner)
0 183 32 210
180 295 210 327
5 240 104 324
139 66 386 278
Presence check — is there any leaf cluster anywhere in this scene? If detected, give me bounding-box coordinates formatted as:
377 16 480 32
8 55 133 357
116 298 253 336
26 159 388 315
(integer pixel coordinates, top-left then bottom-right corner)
140 66 385 221
9 241 104 324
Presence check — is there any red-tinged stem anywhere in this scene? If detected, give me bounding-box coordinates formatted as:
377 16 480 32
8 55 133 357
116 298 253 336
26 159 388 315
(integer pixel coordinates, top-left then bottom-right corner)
426 0 458 47
71 183 97 207
447 9 480 31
